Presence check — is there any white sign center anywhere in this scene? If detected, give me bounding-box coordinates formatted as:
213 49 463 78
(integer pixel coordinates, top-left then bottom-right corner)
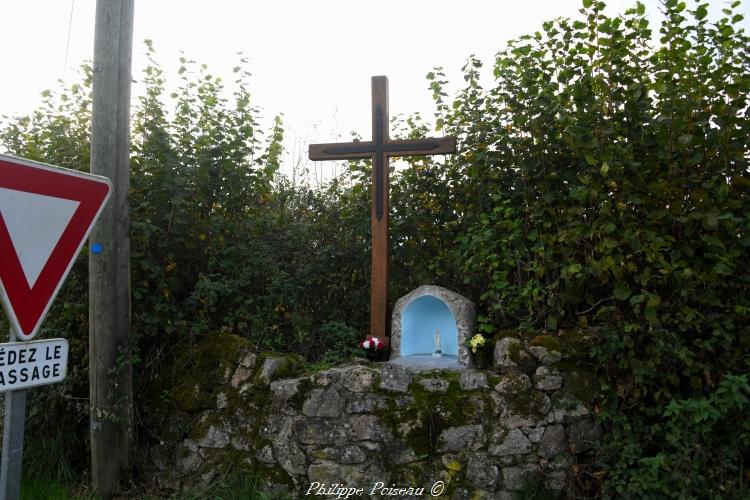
0 187 80 288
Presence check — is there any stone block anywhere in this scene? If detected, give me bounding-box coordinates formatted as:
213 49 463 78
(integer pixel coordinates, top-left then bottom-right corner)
269 378 301 413
539 424 566 457
319 445 367 464
178 449 202 474
467 453 500 490
273 442 307 476
437 424 485 452
307 461 341 485
544 469 568 492
197 425 230 449
303 387 343 418
293 418 348 445
386 441 419 465
216 392 228 410
340 366 379 392
524 426 545 444
551 394 590 423
418 378 449 393
380 363 412 392
258 357 286 385
349 414 391 442
489 428 533 456
534 366 563 391
312 369 338 386
459 371 489 390
502 464 540 491
442 454 462 471
345 393 388 413
494 338 521 369
528 345 562 365
259 414 295 441
494 372 532 395
491 391 551 428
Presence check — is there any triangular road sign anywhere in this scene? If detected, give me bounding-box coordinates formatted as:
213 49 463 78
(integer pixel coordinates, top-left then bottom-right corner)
0 154 111 340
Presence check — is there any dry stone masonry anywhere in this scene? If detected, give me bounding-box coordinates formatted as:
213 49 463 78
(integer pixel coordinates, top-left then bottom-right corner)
148 330 600 498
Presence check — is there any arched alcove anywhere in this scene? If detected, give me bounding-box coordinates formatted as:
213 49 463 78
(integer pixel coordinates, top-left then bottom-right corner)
390 285 476 369
401 295 458 356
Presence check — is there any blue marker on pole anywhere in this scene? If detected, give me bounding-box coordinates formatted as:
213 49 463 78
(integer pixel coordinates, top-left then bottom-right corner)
91 243 104 254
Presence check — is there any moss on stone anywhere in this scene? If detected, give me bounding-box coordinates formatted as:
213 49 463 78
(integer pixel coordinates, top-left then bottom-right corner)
188 412 217 442
253 460 296 489
501 389 550 419
507 341 537 375
273 353 306 380
375 370 483 459
558 328 599 356
500 371 531 394
444 459 462 472
493 329 519 343
530 335 562 353
390 462 428 485
508 342 524 364
376 396 431 457
556 358 599 404
287 376 315 409
151 333 252 414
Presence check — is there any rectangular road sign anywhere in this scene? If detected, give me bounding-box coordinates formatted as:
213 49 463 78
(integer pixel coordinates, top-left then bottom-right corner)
0 338 68 392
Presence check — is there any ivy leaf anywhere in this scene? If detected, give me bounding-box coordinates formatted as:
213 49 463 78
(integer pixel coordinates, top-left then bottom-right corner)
713 262 732 275
678 134 693 145
614 282 632 300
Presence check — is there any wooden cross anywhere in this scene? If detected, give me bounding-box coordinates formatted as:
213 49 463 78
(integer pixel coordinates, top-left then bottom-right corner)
309 75 456 339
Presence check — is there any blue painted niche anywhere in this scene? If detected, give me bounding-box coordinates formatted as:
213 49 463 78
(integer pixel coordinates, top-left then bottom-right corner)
400 295 458 356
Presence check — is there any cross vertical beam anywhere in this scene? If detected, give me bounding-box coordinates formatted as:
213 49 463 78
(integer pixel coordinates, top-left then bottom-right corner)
371 77 389 341
309 76 456 342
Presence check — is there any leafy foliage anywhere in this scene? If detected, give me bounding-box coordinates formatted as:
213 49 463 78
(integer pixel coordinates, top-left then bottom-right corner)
0 43 372 484
419 1 750 496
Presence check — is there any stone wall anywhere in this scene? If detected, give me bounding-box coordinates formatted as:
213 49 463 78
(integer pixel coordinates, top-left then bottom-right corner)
148 331 600 498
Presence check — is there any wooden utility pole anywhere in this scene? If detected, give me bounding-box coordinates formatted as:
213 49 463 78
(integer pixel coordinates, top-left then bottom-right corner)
310 76 456 340
89 0 134 497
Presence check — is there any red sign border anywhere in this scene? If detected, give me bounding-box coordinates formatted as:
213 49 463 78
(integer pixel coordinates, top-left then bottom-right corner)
0 154 111 340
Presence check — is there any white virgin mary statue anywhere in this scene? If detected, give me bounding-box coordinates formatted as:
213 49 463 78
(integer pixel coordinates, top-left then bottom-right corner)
433 329 442 357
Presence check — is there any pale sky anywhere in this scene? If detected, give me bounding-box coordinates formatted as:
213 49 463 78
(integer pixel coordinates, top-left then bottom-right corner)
1 1 747 175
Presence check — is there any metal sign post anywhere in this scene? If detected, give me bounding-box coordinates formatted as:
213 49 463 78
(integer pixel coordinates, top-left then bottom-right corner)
0 327 26 500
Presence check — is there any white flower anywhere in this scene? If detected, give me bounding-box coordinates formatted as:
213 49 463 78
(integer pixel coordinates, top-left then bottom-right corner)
363 340 371 349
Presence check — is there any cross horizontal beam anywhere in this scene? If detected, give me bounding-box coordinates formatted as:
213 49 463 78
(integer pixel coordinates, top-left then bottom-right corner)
309 136 456 161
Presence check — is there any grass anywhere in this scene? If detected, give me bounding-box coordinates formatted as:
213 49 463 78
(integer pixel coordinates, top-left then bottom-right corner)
176 471 275 500
21 472 278 500
20 478 94 500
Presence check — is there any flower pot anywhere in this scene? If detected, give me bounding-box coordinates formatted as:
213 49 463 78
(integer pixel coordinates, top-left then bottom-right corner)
365 348 390 362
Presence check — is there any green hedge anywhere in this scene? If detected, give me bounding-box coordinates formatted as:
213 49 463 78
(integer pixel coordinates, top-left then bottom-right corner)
421 1 749 496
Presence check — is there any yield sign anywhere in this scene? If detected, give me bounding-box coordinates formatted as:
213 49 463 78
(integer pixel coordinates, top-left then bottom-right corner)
0 154 111 340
